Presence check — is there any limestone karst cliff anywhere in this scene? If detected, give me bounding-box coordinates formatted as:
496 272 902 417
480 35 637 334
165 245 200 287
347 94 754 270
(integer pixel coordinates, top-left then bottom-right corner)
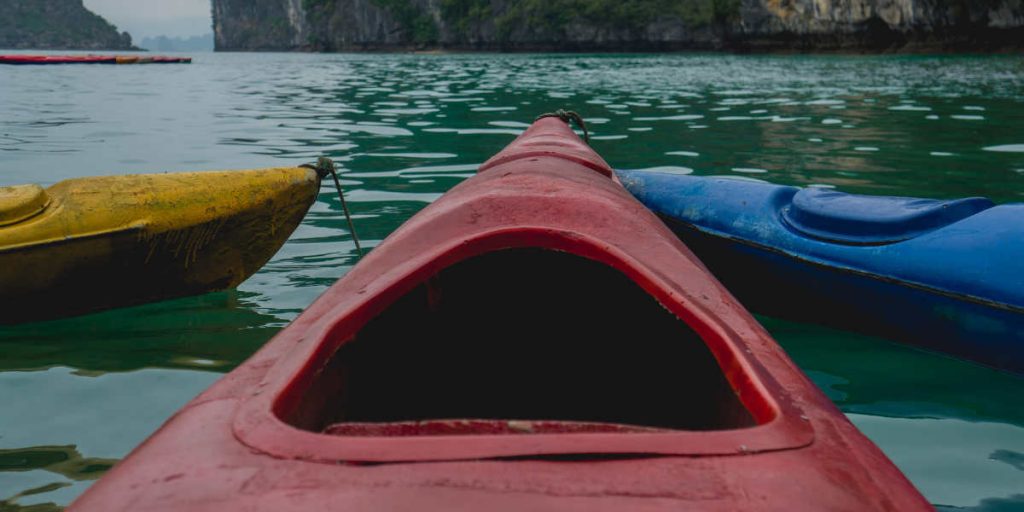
212 0 1024 52
0 0 137 50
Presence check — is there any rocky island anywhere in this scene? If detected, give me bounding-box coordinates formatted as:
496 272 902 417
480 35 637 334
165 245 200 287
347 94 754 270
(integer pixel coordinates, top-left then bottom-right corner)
212 0 1024 52
0 0 136 50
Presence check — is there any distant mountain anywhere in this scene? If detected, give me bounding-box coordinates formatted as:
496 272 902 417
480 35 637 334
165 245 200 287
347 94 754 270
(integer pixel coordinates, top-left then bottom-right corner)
0 0 137 50
140 34 214 52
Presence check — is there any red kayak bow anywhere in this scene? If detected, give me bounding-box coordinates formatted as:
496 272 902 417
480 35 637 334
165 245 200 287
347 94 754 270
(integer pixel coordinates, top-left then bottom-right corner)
70 117 931 511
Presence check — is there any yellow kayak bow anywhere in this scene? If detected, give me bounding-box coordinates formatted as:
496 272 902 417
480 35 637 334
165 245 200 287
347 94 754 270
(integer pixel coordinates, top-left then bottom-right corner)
0 167 320 323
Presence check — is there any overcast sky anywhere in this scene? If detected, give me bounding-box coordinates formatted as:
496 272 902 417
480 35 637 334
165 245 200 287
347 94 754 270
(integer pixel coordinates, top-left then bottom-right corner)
83 0 212 39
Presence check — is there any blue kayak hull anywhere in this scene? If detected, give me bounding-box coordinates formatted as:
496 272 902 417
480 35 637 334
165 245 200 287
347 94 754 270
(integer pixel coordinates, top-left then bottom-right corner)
618 171 1024 373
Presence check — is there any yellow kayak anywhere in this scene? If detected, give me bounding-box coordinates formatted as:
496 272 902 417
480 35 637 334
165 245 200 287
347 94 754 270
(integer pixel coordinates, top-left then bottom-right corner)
0 167 320 324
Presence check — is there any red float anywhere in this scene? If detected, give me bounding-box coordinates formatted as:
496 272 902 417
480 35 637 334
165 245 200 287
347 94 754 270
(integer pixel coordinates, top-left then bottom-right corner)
69 118 932 511
0 54 191 64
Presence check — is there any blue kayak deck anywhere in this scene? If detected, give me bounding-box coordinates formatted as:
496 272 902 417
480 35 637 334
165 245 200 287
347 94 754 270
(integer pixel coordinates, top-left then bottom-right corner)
617 170 1024 373
617 171 1023 310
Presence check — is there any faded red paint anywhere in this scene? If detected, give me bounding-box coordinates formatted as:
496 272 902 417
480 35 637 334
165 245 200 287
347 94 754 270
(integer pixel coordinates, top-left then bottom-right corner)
0 55 192 65
69 118 933 511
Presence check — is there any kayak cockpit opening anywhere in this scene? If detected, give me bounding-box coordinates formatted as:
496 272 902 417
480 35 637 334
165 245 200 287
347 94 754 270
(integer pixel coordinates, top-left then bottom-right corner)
283 248 759 436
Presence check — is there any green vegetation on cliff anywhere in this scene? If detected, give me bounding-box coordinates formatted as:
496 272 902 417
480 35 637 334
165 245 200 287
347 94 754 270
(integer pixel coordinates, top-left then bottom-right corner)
440 0 491 40
492 0 740 37
0 0 136 50
370 0 741 45
371 0 439 44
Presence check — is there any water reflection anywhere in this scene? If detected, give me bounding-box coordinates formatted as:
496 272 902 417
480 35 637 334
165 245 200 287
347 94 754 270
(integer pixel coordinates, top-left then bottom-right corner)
761 317 1024 425
850 414 1024 510
0 444 114 511
0 367 221 509
0 291 282 373
763 316 1024 509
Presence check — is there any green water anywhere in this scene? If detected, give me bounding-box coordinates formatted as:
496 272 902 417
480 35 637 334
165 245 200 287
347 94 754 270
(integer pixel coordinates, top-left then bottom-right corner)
1 52 1022 510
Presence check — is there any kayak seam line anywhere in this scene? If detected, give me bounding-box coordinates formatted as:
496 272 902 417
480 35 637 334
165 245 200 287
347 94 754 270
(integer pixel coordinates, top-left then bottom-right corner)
0 223 145 254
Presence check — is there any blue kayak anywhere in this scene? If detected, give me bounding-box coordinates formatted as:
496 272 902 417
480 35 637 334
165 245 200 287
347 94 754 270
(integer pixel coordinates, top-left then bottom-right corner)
617 170 1024 373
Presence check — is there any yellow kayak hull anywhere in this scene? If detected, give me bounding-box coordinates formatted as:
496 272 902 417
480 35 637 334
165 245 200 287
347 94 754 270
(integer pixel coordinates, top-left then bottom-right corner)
0 167 320 323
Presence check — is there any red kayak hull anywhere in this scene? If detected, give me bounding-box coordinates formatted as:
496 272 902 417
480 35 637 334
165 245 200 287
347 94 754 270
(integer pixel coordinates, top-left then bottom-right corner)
0 55 191 65
69 118 931 511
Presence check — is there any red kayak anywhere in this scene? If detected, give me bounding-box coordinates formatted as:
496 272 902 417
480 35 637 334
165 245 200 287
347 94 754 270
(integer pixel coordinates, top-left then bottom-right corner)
70 117 931 511
0 55 191 65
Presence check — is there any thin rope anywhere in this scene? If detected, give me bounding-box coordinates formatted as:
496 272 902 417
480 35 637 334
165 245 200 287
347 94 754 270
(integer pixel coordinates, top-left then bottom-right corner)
302 157 364 257
536 109 589 143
